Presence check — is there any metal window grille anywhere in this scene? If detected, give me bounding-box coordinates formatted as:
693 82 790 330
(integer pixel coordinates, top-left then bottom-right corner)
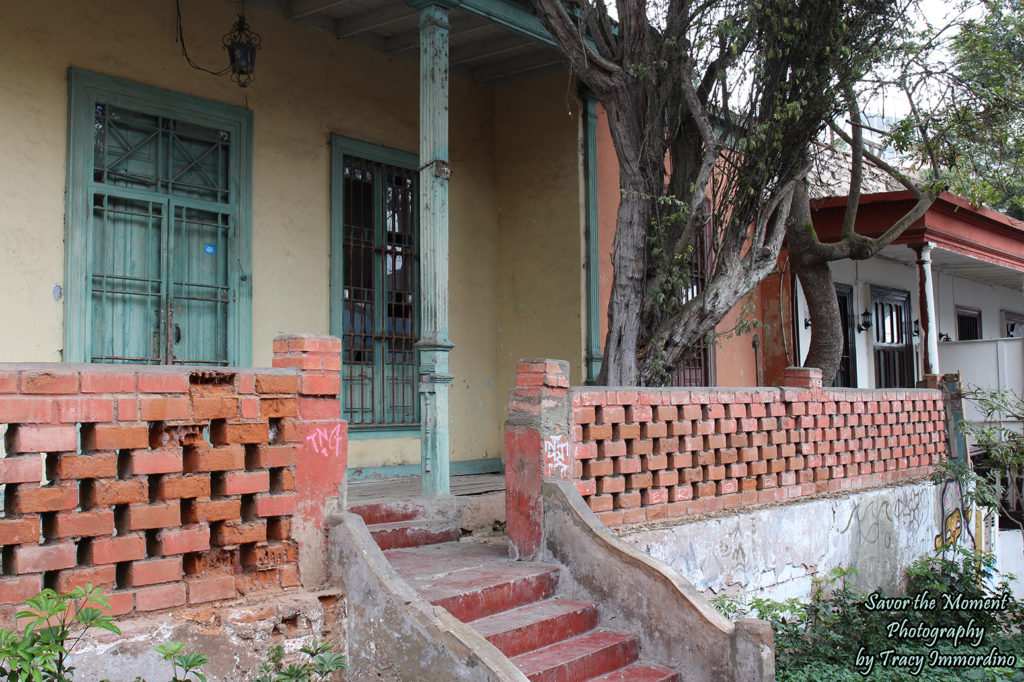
341 155 420 426
89 103 233 365
673 205 713 387
834 283 857 388
872 286 914 388
956 306 982 341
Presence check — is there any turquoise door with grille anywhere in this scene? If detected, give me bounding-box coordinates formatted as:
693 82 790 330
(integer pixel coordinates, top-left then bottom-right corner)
66 70 252 366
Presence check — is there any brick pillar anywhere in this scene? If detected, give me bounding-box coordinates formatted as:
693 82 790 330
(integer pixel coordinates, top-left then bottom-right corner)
272 335 347 588
504 359 572 560
780 366 822 389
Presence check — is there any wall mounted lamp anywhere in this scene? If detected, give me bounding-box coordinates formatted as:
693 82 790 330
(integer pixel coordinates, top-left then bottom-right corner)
913 319 920 337
856 309 873 333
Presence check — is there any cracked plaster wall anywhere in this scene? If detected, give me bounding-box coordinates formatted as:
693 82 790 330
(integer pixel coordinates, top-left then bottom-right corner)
618 481 940 603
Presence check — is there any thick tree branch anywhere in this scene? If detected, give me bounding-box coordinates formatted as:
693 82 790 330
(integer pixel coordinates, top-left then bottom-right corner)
903 81 942 176
841 87 864 239
533 0 620 93
673 61 720 257
829 122 927 197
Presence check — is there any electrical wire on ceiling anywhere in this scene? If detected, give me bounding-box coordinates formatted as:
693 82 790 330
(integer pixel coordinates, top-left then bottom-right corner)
175 0 231 77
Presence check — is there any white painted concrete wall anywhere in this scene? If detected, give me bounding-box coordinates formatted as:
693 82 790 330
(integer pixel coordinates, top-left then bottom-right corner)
617 482 940 603
940 337 1024 424
996 529 1024 599
795 255 1024 388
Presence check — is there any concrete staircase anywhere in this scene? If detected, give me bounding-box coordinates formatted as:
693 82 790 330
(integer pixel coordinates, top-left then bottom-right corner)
350 502 679 682
349 500 461 550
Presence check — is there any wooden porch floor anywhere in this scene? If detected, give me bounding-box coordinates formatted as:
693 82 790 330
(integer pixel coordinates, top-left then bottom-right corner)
346 473 505 506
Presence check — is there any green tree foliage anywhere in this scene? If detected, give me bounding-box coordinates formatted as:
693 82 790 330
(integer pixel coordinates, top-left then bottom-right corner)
934 386 1024 538
537 0 1024 387
941 0 1024 217
533 0 908 385
785 0 1024 385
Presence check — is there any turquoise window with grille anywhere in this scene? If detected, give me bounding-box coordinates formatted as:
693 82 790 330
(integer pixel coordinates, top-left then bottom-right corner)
64 69 253 366
330 136 420 428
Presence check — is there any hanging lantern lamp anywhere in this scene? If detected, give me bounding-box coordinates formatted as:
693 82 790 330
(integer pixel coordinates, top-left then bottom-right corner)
176 0 262 88
223 10 262 87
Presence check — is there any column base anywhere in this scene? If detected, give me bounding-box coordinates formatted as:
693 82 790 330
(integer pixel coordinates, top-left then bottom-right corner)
417 338 455 496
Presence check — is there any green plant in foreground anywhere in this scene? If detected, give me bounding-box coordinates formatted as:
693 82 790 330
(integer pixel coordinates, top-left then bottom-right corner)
252 641 346 682
0 583 120 682
0 584 345 681
155 641 209 682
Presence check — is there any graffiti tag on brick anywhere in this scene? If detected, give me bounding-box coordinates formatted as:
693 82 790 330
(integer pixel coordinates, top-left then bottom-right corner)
543 434 571 480
305 424 344 458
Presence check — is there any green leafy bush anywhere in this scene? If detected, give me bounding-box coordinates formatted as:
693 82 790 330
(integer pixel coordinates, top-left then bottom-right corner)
717 548 1024 681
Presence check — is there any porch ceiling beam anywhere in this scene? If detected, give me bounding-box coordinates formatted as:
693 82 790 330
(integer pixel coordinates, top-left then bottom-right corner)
473 55 563 82
459 0 556 47
387 14 491 54
288 0 347 20
386 28 422 54
450 34 532 66
336 6 418 38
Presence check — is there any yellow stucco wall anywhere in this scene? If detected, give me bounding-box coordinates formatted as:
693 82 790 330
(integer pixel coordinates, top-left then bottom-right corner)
0 0 583 470
494 75 586 393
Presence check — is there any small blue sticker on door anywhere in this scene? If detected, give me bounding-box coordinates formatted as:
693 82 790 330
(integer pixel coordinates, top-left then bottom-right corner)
204 243 216 255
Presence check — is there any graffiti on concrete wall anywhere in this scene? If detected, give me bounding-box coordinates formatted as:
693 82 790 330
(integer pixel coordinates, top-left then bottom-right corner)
843 497 896 565
935 480 973 549
843 488 930 578
542 434 571 480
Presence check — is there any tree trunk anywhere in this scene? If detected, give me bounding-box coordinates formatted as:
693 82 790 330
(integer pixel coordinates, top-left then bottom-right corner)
787 182 843 386
794 255 844 387
596 89 661 386
597 179 650 385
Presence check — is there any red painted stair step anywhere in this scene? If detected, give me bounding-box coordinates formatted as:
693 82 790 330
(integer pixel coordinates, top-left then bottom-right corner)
408 561 560 622
510 630 640 682
367 520 460 550
589 664 681 682
470 598 600 657
349 501 425 525
385 540 514 579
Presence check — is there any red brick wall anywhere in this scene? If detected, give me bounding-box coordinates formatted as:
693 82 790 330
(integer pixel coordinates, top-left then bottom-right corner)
507 361 947 529
0 335 346 618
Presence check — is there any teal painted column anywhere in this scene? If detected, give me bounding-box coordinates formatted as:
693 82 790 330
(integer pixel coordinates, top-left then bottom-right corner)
582 92 603 384
411 0 457 496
